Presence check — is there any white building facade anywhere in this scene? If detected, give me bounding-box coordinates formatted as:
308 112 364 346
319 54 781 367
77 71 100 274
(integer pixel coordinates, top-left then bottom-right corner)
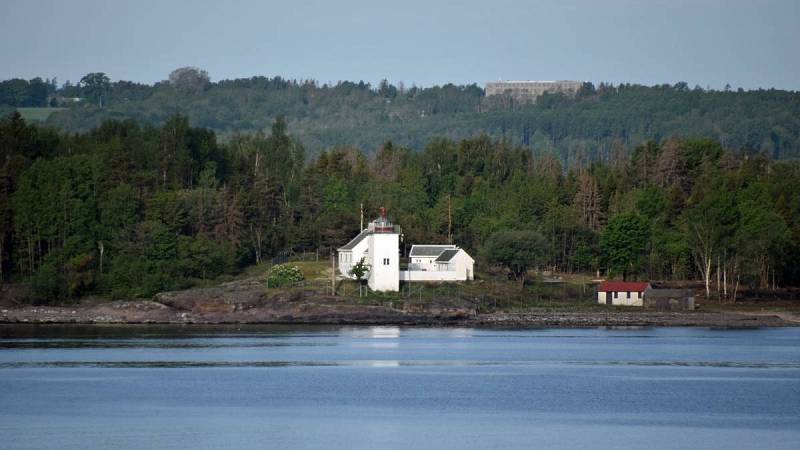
402 245 474 281
338 209 474 292
597 281 652 306
338 209 400 292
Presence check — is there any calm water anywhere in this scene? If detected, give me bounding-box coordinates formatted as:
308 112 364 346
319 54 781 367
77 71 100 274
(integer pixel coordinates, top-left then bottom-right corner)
0 325 798 450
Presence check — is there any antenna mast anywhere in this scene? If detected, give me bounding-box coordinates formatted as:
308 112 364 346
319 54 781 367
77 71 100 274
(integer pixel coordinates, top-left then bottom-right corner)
448 194 452 244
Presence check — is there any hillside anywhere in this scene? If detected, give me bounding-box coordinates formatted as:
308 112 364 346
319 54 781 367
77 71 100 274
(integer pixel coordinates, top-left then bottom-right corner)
2 111 799 304
17 75 800 161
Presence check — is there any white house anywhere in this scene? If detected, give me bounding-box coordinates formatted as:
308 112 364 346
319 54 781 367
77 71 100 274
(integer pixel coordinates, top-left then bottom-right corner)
597 281 652 306
403 245 475 281
338 208 474 292
409 245 457 271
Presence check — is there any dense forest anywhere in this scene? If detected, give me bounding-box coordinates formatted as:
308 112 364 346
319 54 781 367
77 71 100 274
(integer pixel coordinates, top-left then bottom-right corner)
1 111 798 303
4 69 800 162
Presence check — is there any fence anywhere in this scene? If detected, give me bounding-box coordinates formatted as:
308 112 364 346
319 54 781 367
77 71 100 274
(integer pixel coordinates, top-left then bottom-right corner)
270 250 325 266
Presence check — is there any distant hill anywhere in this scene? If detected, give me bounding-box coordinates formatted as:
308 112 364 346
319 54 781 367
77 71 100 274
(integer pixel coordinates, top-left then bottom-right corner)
13 75 800 161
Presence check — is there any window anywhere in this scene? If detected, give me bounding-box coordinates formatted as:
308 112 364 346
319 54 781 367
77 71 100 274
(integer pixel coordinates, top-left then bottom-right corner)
613 292 618 299
383 258 389 265
626 291 630 299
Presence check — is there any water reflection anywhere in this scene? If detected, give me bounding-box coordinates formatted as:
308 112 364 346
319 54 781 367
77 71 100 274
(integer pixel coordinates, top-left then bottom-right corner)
341 326 401 339
361 360 400 368
0 326 798 450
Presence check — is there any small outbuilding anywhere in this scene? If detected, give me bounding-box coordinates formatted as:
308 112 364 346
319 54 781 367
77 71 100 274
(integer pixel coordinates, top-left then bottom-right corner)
597 281 651 306
644 289 695 311
403 244 475 281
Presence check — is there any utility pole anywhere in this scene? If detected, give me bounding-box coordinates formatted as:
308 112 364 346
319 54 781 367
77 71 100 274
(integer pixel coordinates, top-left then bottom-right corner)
448 194 452 244
331 252 336 296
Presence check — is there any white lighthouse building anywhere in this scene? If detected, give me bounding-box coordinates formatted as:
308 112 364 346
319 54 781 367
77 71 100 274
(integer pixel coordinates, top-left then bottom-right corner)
338 207 473 292
337 207 399 292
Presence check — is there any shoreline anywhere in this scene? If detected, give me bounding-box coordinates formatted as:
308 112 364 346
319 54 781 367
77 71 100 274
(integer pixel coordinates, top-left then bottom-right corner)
1 302 795 328
3 277 798 329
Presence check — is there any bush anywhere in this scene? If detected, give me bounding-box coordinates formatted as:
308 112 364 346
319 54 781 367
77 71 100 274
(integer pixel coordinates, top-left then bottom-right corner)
30 260 63 304
267 264 304 287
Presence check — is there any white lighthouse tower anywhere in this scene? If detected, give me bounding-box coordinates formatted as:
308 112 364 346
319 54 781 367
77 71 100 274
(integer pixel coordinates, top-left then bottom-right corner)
367 207 400 292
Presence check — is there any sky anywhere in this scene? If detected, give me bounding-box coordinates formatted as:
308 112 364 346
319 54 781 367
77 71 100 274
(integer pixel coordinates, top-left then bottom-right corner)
1 0 798 90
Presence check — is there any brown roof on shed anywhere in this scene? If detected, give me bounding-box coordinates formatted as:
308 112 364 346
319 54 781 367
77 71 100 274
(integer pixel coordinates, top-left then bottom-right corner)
598 281 651 293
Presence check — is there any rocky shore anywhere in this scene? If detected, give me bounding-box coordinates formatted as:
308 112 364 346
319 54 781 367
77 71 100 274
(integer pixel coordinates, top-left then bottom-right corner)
1 279 796 328
0 279 800 328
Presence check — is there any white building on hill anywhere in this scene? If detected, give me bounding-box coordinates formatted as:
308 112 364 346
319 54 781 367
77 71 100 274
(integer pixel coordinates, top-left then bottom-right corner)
338 209 474 292
405 245 475 281
337 208 399 292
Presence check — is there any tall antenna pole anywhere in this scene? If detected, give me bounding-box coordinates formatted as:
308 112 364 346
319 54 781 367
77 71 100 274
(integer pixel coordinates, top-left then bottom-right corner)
448 194 452 244
331 252 336 296
360 203 364 230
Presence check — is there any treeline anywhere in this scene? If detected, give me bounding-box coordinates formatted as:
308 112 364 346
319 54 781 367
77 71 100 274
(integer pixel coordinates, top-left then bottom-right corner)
1 112 799 303
12 69 799 161
0 78 58 107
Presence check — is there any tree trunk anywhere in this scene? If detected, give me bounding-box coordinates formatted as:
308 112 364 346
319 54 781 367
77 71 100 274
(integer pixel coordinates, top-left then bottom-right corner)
723 264 728 302
98 241 104 276
28 235 33 276
760 258 769 289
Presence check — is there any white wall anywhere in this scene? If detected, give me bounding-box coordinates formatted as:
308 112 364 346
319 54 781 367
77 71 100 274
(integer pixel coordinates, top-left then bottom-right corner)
451 251 474 280
368 233 399 291
409 256 437 271
338 237 369 278
400 270 462 281
598 291 644 306
404 249 474 282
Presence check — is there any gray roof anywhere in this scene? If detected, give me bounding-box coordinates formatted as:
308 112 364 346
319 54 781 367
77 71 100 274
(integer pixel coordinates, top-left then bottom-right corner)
646 289 693 299
338 230 371 251
409 245 455 257
435 249 460 262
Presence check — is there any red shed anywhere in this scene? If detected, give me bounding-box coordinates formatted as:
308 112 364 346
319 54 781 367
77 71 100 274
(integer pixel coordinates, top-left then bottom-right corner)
597 281 652 306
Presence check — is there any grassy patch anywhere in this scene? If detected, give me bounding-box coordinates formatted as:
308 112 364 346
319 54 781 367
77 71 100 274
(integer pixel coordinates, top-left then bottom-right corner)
239 259 613 313
16 107 66 122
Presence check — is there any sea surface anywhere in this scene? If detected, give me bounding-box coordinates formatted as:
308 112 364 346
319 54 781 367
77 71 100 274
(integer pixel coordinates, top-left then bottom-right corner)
0 325 798 450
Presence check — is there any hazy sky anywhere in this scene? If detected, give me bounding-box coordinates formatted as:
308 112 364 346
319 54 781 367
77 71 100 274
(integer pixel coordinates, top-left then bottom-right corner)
2 0 798 90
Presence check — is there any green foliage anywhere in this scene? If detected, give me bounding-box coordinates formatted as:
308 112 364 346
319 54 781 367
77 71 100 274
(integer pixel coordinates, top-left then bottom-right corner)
267 264 304 288
734 183 790 285
1 109 800 305
323 177 351 212
348 257 370 283
31 74 800 160
30 258 62 303
0 78 51 107
177 235 236 280
484 230 547 285
79 73 110 108
600 214 650 280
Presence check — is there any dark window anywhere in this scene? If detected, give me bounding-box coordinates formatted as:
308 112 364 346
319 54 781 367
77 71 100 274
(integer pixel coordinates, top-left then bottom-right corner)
383 258 389 265
626 291 630 299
